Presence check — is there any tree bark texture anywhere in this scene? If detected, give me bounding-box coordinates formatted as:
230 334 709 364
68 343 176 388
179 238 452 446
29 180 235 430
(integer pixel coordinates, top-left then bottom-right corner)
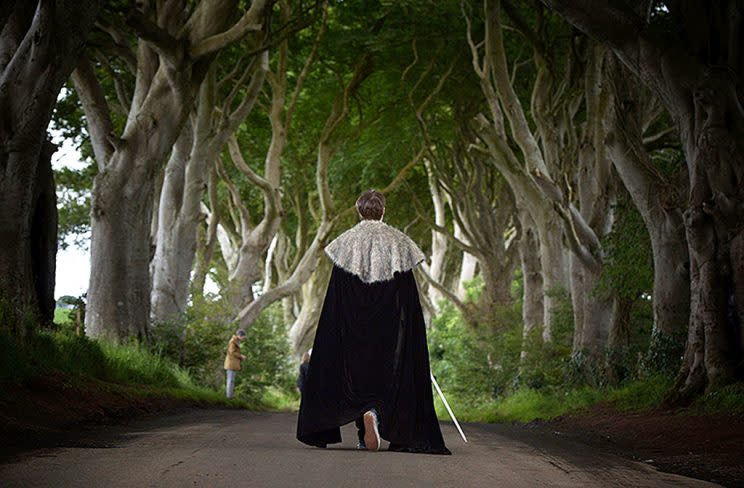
423 159 448 311
518 208 544 360
454 220 478 301
0 0 103 333
288 256 332 358
150 119 195 324
605 56 690 365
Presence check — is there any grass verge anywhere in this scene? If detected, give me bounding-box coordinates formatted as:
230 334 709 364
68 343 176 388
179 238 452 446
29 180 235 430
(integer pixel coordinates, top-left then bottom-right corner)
431 374 742 424
0 330 255 412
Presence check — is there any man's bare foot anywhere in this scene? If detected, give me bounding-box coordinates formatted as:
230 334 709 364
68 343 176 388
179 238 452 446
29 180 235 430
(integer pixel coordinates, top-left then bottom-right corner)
363 410 380 451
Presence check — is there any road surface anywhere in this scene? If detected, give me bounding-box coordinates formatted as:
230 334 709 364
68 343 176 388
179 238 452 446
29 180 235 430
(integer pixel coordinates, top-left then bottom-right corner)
0 409 719 487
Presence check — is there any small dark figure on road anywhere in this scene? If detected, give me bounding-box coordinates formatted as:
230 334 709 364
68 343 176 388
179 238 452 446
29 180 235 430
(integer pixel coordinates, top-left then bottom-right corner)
296 350 311 394
224 329 247 399
298 349 370 450
296 189 450 454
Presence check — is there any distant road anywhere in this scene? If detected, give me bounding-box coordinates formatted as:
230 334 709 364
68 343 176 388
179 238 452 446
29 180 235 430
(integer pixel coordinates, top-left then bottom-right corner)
0 409 719 487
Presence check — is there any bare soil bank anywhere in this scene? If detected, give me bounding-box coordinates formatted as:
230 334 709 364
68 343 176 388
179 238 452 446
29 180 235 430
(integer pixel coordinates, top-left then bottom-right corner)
540 404 744 487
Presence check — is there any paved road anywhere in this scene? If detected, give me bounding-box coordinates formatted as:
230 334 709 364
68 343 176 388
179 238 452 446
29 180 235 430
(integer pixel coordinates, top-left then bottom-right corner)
0 409 719 487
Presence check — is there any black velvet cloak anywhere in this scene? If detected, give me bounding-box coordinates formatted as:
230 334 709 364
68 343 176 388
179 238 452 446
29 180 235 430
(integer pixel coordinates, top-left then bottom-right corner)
296 220 450 455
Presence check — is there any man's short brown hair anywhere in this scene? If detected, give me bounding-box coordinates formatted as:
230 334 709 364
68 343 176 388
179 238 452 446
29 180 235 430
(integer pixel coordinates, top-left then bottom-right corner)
356 189 385 220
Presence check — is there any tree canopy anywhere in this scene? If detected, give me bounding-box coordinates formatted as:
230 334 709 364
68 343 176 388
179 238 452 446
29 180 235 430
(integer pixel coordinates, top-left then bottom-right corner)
1 0 741 408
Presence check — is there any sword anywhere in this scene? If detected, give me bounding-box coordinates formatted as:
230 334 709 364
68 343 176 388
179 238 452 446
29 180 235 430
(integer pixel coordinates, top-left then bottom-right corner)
430 372 468 443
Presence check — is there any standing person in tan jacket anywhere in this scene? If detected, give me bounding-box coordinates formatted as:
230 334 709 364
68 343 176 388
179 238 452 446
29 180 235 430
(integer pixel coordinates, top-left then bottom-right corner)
224 329 247 399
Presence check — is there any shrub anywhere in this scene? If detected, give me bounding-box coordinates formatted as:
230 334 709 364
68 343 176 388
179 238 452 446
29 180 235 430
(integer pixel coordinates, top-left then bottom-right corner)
691 383 744 416
428 281 525 402
518 286 574 390
429 280 581 405
639 327 685 377
427 275 672 423
152 297 296 405
428 301 507 401
232 304 296 402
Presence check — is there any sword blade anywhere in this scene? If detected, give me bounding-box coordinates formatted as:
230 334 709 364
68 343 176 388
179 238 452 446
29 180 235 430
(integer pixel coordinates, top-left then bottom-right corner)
430 372 468 443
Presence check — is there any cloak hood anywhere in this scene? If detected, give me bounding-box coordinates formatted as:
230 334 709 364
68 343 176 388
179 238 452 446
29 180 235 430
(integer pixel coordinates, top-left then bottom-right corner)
324 219 426 284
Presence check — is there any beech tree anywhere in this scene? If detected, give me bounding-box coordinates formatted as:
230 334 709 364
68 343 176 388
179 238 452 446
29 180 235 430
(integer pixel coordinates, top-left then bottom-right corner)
205 1 327 312
73 0 269 341
465 0 622 365
604 55 690 364
149 48 269 324
417 132 520 328
542 0 744 400
527 42 618 365
0 0 104 334
223 3 441 343
464 0 571 342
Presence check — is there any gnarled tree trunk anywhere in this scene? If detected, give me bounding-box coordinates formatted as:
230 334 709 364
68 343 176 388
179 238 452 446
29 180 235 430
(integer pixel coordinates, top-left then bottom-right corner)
518 208 544 360
76 0 268 341
0 142 57 333
543 0 744 400
605 56 689 368
567 44 616 365
211 3 328 311
235 54 376 330
150 120 196 324
465 1 576 340
0 0 103 333
288 257 332 358
423 158 448 311
151 50 268 323
87 141 160 340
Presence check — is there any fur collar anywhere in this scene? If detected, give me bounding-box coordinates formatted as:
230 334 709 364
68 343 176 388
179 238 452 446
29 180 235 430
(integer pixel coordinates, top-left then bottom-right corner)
324 219 426 283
